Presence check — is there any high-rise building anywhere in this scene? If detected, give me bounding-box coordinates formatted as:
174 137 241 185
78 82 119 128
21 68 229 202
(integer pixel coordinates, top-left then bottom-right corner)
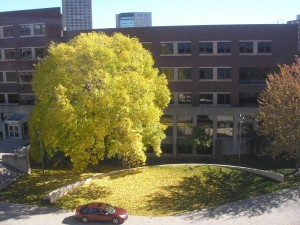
62 0 92 31
116 12 152 28
287 14 300 51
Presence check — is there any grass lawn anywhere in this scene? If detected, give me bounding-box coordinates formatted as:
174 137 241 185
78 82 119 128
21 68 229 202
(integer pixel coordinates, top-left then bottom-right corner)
1 165 299 216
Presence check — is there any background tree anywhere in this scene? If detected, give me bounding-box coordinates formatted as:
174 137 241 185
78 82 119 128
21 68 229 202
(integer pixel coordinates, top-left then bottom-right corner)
30 32 170 171
257 57 300 171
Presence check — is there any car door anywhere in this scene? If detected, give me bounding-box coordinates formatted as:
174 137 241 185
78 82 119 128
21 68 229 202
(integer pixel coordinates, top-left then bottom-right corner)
93 208 111 222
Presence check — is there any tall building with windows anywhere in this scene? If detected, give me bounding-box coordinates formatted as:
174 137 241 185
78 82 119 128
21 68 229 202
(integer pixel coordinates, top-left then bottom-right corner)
288 14 300 51
62 0 92 31
116 12 152 28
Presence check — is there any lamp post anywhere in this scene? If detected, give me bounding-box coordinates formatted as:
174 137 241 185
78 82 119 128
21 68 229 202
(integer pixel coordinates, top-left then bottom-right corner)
238 114 244 163
36 129 45 188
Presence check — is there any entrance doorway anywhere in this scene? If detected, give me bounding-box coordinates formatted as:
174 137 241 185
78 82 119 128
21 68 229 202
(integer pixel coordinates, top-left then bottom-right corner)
7 124 19 138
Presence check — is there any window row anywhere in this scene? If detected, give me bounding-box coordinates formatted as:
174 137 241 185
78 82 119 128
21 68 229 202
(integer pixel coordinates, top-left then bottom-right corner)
169 92 260 106
157 40 272 55
171 93 231 105
0 93 36 105
0 47 46 61
0 23 45 39
0 71 34 83
162 114 255 138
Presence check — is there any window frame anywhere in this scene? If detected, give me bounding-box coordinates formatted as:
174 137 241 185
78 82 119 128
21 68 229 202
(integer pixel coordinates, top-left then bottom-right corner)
160 41 192 56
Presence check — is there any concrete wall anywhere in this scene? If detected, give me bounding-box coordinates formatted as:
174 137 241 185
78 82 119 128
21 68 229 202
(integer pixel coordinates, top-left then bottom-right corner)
2 154 31 174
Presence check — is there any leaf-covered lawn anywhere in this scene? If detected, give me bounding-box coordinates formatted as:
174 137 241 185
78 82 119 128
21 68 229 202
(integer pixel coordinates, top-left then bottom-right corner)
53 165 300 216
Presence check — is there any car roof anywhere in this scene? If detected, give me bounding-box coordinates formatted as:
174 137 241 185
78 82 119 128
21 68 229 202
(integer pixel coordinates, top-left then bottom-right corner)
87 202 105 209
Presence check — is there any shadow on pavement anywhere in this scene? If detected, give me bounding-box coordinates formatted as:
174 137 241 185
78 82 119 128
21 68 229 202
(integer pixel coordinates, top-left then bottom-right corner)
62 215 112 225
176 185 300 221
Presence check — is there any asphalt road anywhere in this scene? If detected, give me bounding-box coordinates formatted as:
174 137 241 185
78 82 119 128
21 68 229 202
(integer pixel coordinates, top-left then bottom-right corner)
1 186 300 225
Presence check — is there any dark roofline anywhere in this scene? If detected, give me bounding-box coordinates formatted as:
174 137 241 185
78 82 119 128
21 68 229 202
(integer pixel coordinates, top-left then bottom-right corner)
0 7 61 14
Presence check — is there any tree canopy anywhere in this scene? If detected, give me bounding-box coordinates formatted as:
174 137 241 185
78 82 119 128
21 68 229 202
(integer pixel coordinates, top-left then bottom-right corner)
29 32 171 170
257 57 300 164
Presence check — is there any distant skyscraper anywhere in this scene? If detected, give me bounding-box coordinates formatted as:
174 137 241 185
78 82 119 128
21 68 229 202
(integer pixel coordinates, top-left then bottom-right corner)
287 14 300 51
116 12 152 28
62 0 92 31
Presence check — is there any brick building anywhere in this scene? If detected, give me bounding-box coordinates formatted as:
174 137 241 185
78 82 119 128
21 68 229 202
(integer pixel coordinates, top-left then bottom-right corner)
0 8 298 158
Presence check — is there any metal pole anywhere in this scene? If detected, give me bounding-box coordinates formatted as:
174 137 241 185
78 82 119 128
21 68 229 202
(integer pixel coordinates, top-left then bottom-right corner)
37 129 45 188
238 114 242 163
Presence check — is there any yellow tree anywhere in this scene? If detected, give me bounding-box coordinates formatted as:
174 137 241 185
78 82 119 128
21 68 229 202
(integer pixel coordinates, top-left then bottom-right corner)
257 57 300 172
30 32 170 171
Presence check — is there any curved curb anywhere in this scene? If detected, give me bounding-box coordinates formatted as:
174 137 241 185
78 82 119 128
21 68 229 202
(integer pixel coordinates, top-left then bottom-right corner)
44 163 284 203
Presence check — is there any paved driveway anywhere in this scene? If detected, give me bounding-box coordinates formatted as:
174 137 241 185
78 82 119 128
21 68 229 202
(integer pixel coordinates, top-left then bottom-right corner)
1 186 300 225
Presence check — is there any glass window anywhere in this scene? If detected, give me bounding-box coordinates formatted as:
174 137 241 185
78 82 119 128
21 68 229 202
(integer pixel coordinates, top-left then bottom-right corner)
217 68 231 80
239 92 259 106
6 72 18 82
239 42 253 53
7 94 18 103
199 93 213 104
161 144 173 154
217 42 231 53
34 24 45 35
141 42 152 52
217 94 231 105
3 26 14 37
19 95 36 105
5 49 15 60
160 43 173 54
169 93 174 104
35 48 46 59
178 93 192 104
178 68 192 80
20 25 31 36
258 41 272 53
177 115 193 136
21 48 32 59
177 42 191 54
197 115 213 136
19 71 33 82
0 94 5 103
0 72 3 82
0 50 2 60
217 115 233 137
160 68 174 80
199 42 213 54
239 67 277 84
199 68 213 79
161 115 173 136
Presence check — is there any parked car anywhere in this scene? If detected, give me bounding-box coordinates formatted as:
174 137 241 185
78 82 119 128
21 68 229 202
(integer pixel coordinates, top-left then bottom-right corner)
75 202 128 224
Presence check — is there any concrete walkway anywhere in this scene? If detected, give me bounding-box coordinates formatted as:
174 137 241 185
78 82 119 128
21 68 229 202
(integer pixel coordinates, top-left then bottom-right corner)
1 185 300 225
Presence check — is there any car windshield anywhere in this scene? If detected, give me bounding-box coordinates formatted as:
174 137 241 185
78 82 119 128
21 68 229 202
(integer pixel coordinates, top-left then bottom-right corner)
104 204 116 214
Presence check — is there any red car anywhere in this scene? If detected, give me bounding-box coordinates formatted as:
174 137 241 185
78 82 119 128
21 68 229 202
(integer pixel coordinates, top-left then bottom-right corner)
75 202 128 224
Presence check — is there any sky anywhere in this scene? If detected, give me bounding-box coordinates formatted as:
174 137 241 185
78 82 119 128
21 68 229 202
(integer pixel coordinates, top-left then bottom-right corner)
0 0 300 29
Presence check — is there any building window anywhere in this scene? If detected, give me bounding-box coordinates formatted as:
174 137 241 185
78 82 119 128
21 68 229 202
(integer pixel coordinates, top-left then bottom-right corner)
0 94 5 103
258 41 272 53
217 115 233 137
1 26 14 38
239 92 260 106
199 42 213 54
7 94 18 104
34 24 45 35
239 41 253 53
6 72 18 82
217 42 231 54
199 93 213 105
0 72 3 82
177 115 193 136
217 68 231 80
21 48 32 60
141 42 152 52
217 93 231 105
178 93 192 104
35 47 46 59
161 115 173 136
177 42 191 54
239 67 277 84
4 49 15 60
160 68 174 80
20 25 31 36
20 95 36 105
160 43 174 54
169 93 174 104
199 68 213 79
19 71 33 83
178 68 192 80
197 115 213 136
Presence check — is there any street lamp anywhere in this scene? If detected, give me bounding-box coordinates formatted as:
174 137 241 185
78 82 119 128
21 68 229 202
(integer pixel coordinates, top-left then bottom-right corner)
36 129 45 188
238 114 244 163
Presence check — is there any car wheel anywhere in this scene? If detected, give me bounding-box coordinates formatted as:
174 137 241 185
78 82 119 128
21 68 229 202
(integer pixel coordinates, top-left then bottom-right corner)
81 216 89 223
111 217 120 224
